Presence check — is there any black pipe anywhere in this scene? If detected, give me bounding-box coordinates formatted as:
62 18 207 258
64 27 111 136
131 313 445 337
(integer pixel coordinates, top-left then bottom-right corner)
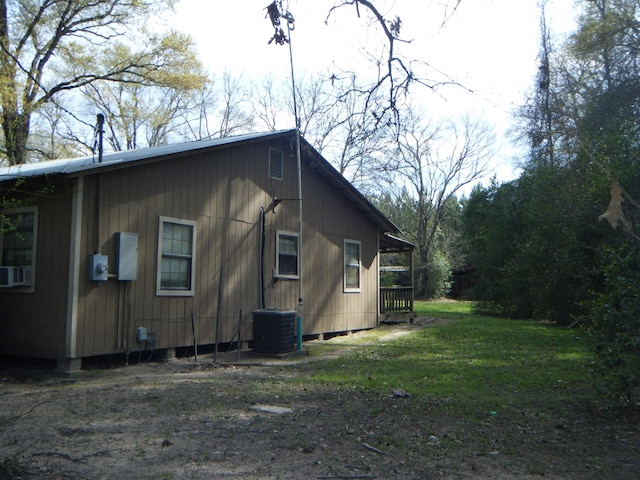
259 207 266 309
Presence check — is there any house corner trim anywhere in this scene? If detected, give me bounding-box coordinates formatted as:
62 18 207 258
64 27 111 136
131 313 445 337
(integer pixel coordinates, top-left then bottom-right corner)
65 176 83 359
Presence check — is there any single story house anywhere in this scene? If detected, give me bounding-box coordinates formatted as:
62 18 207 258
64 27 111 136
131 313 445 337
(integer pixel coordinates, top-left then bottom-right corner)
0 130 413 371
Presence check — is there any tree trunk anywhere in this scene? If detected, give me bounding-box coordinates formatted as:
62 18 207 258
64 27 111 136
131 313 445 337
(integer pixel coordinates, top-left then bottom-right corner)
2 111 30 165
0 0 29 165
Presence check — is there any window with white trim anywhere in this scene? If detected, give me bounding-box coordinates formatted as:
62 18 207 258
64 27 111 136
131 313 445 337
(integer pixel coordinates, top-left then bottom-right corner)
344 239 361 292
157 216 196 296
276 230 299 278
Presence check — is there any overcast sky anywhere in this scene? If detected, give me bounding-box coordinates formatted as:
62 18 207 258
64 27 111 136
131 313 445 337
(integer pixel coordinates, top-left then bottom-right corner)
170 0 578 183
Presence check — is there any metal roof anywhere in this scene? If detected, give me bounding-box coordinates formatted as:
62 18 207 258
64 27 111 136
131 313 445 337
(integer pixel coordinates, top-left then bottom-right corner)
0 129 406 239
380 233 416 253
0 130 288 180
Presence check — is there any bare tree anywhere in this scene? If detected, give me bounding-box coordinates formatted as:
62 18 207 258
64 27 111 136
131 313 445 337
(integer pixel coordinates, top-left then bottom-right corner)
48 69 253 154
251 75 288 132
249 71 393 191
213 71 254 138
0 0 205 164
324 0 464 125
265 0 465 131
79 81 199 151
173 80 218 142
391 107 495 292
314 84 392 193
26 95 88 160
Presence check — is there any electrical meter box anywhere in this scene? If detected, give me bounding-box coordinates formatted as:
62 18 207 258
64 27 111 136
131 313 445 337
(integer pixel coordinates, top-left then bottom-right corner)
88 254 108 282
116 232 138 281
136 326 147 342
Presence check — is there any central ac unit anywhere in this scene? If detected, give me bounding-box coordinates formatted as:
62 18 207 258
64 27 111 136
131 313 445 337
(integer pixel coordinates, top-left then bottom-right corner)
0 266 31 287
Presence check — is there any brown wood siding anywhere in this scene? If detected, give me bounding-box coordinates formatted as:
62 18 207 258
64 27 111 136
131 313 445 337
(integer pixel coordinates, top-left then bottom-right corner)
0 179 73 359
74 143 276 357
262 149 380 336
2 135 383 361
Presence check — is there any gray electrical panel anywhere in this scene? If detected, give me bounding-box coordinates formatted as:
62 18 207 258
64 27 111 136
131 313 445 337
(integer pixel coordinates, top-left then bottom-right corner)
116 232 138 281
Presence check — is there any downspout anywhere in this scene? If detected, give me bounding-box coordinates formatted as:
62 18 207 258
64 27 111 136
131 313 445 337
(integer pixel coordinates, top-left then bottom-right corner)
259 207 266 309
65 176 84 362
376 230 381 326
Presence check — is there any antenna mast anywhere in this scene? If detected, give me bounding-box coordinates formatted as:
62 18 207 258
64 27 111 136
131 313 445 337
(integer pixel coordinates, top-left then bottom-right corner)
267 2 304 350
96 113 104 163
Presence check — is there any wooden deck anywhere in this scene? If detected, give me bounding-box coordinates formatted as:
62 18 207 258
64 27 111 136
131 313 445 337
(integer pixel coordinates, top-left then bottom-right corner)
379 286 415 323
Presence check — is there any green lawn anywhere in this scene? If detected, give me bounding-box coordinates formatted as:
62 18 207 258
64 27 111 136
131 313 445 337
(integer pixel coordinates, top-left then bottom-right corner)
289 301 635 477
303 300 595 418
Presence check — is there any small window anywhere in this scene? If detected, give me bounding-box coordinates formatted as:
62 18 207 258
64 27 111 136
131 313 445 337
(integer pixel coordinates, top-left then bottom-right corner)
157 216 196 296
276 230 298 278
344 239 361 292
269 148 283 180
0 207 37 289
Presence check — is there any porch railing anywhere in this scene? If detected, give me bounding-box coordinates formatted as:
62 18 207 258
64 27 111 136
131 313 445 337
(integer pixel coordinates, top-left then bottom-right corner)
380 287 414 314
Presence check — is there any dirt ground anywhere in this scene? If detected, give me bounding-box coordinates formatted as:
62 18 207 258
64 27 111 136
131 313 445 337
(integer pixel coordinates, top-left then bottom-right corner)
1 319 639 480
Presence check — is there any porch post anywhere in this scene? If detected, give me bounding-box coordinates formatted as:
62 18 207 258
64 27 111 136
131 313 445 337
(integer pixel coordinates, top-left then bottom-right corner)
410 248 415 312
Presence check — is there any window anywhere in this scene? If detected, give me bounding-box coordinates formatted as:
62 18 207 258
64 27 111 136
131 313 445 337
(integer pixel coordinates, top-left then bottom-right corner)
0 207 37 289
157 216 196 296
276 230 298 278
269 148 283 180
344 239 361 292
2 209 37 266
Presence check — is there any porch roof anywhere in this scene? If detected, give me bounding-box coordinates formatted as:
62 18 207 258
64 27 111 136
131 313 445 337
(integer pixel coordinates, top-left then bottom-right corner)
380 234 415 253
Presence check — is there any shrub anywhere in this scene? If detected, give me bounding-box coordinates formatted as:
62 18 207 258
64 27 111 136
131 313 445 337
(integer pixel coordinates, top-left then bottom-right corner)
423 250 452 299
583 244 640 403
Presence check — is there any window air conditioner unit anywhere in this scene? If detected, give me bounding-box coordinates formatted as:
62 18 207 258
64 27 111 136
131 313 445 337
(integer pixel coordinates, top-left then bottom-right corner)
0 266 31 287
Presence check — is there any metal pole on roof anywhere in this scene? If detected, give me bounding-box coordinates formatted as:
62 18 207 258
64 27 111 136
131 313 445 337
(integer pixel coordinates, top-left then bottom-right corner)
267 2 303 350
286 11 304 351
96 113 104 163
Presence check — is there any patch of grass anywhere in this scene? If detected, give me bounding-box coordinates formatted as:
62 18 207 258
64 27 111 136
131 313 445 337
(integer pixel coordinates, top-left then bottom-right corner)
415 299 475 318
297 300 595 421
0 453 28 479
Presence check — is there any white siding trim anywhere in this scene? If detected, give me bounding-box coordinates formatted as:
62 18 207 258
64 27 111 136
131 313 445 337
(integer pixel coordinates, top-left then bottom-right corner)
66 176 83 358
